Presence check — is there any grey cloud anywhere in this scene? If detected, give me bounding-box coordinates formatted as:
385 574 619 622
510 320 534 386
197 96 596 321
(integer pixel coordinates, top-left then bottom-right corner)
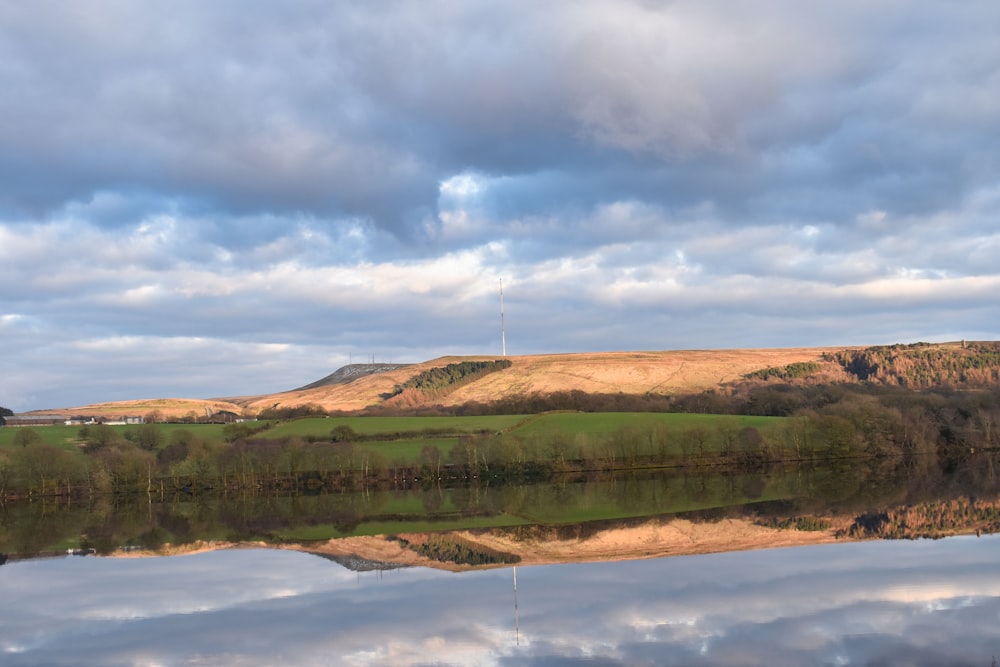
2 1 993 243
0 2 428 228
9 1 999 230
3 1 1000 409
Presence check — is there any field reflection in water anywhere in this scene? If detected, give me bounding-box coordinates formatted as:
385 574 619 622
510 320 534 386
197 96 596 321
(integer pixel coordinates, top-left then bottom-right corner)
1 535 999 666
4 452 997 557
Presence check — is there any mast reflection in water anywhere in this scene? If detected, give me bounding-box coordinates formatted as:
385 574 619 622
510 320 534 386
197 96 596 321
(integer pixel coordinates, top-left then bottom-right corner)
2 534 999 666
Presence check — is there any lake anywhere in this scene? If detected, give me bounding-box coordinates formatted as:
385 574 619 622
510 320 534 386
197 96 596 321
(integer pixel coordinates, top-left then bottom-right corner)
4 454 995 556
2 535 999 666
2 455 1000 665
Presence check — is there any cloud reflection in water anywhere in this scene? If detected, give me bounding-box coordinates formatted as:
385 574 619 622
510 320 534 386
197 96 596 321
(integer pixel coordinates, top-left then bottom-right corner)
1 536 998 666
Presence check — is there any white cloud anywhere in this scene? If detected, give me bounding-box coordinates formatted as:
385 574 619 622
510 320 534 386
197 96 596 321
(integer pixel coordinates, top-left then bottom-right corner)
2 1 1000 408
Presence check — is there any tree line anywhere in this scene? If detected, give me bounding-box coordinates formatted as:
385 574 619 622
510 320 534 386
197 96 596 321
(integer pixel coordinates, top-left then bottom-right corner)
2 381 999 500
385 359 513 402
823 341 1000 387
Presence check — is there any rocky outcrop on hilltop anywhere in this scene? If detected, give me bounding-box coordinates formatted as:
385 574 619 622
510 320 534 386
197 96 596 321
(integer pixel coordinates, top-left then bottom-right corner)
293 363 411 391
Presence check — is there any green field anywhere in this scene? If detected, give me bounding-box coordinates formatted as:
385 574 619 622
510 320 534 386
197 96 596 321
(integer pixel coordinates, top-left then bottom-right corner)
251 413 788 468
0 412 790 484
0 423 231 452
258 412 782 444
263 414 530 439
0 425 81 451
509 412 781 437
1 413 780 451
359 437 459 462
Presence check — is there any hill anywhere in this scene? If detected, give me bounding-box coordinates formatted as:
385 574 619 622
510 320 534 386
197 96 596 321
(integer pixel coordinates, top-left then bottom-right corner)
290 363 412 391
229 346 850 414
26 342 1000 419
28 398 249 422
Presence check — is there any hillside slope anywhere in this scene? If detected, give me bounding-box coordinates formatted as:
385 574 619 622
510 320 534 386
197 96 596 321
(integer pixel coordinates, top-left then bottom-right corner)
39 342 1000 419
31 398 248 421
234 347 848 413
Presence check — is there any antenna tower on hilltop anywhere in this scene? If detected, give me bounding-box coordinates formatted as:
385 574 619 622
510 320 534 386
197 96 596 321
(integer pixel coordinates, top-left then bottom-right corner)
500 277 507 357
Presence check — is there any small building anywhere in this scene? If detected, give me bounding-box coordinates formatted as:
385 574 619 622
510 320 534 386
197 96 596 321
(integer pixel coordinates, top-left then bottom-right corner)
4 415 66 428
207 410 240 424
103 416 145 426
65 416 99 426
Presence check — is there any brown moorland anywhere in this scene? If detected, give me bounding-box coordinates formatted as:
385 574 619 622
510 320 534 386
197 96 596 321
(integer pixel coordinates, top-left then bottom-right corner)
28 397 247 421
32 346 856 418
238 347 854 413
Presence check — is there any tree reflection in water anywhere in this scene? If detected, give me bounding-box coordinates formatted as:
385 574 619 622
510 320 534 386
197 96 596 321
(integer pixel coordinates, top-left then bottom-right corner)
1 453 999 558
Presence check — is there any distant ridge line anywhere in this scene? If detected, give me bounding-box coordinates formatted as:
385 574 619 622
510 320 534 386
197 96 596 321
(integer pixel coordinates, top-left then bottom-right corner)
293 363 412 392
28 343 1000 416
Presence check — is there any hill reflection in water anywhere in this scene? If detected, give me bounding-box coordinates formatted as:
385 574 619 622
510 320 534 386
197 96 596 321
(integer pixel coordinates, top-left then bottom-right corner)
1 535 998 666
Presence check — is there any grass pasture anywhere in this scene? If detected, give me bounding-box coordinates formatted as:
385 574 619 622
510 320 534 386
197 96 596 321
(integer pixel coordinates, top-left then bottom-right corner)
262 415 530 439
254 412 789 469
1 411 790 480
510 412 782 438
506 412 787 463
0 422 232 453
359 437 459 462
0 425 82 452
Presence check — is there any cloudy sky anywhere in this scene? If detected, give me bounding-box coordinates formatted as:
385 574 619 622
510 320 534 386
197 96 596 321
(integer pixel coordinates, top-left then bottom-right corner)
3 536 1000 665
2 1 999 410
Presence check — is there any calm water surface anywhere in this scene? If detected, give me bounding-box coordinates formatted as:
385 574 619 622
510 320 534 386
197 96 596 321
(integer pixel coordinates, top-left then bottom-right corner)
2 535 999 666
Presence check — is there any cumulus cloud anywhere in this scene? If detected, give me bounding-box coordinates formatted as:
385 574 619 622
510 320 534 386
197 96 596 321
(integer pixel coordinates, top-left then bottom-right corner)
1 0 999 409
